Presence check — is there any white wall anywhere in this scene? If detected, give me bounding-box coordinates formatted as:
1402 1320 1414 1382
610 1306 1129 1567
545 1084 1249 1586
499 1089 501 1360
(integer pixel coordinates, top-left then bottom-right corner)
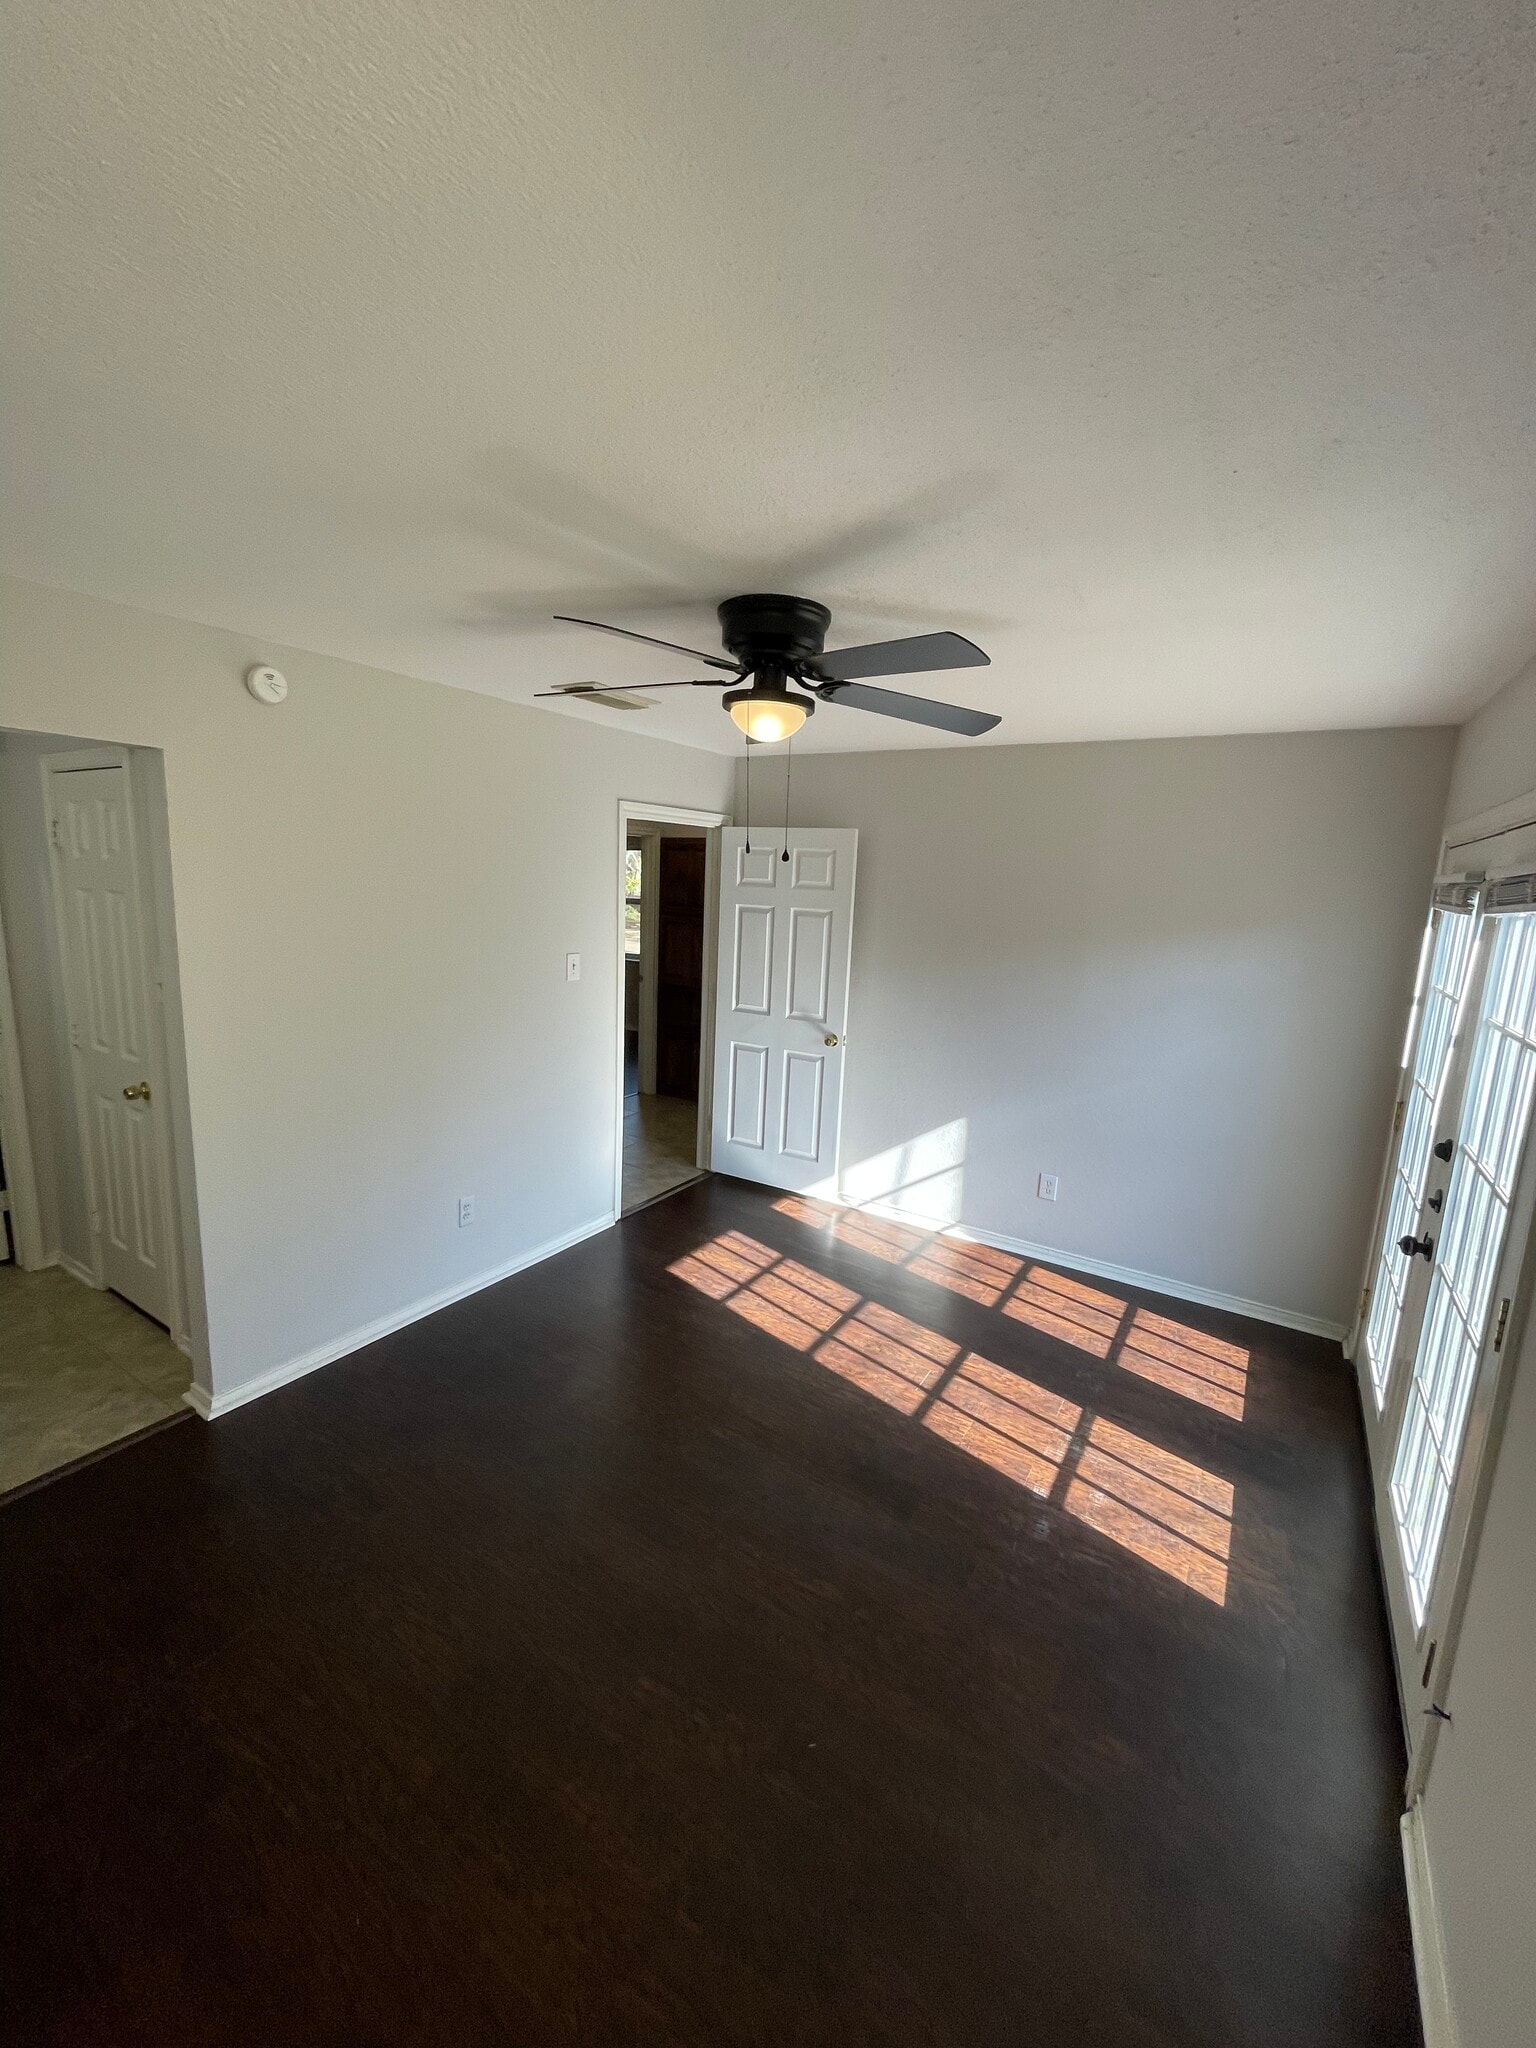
0 576 733 1405
1442 652 1536 824
741 728 1453 1330
1413 652 1536 2048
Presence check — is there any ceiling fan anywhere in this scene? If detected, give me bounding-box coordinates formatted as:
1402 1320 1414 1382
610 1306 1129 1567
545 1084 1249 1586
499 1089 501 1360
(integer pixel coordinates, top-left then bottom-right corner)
535 594 1000 741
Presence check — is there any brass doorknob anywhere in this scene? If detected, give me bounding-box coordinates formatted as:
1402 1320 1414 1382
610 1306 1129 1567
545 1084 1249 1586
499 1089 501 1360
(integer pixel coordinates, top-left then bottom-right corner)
123 1082 151 1102
824 1034 839 1047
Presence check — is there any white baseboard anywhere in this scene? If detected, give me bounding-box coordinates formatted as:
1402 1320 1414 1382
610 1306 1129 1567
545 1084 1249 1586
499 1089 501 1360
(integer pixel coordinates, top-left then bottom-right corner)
854 1200 1347 1343
1401 1800 1457 2048
186 1211 617 1421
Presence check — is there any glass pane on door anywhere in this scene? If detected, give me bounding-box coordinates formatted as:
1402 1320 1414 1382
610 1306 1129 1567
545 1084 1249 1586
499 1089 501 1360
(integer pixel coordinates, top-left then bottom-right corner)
1389 912 1536 1620
1363 908 1478 1405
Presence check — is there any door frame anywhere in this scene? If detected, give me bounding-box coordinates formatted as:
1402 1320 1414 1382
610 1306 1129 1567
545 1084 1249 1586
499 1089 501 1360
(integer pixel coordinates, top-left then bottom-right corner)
0 892 45 1268
632 827 662 1095
613 799 730 1219
40 746 193 1350
1349 788 1536 1792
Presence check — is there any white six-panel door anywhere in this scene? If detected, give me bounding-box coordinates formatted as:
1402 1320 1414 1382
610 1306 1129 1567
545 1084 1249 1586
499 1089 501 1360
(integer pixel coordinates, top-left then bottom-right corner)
710 827 857 1192
49 764 174 1327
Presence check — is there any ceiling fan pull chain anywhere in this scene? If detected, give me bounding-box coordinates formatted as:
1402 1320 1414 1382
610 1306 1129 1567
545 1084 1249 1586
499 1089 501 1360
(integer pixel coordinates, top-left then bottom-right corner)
781 734 793 861
743 730 752 854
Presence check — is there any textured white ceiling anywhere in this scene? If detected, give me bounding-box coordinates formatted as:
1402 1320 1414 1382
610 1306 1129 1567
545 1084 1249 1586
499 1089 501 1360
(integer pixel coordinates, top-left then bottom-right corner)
4 0 1534 753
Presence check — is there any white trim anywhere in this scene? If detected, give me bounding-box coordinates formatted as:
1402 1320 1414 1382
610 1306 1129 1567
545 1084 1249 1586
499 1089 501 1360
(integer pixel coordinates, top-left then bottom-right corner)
1401 1800 1458 2048
57 1250 104 1290
613 799 730 1218
855 1199 1348 1341
1443 785 1536 854
129 748 206 1368
185 1210 617 1421
0 892 44 1268
633 828 661 1094
1439 784 1536 889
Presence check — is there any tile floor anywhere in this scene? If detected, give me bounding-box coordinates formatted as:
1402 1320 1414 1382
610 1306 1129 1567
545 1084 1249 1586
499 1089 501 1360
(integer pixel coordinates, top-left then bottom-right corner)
0 1265 190 1496
622 1086 704 1213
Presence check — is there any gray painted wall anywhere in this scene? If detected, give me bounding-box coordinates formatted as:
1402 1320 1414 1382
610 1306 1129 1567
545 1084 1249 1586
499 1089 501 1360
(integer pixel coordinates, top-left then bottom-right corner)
738 728 1454 1329
0 576 734 1402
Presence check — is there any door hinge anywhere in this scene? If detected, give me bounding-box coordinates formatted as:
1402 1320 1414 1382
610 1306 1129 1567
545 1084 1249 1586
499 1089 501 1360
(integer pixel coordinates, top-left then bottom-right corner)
49 813 63 850
1493 1296 1512 1352
1393 1098 1405 1135
1359 1285 1371 1322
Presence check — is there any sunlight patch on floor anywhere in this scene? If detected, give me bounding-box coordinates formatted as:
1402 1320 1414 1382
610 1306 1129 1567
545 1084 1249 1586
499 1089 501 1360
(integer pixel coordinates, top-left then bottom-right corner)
1003 1266 1126 1357
815 1300 959 1413
923 1355 1082 1496
1064 1417 1234 1604
669 1228 1238 1607
907 1236 1023 1306
1116 1310 1249 1420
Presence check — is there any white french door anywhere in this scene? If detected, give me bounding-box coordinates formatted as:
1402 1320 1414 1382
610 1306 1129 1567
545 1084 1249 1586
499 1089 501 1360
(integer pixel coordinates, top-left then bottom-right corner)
710 827 857 1192
1361 899 1479 1410
1361 893 1536 1763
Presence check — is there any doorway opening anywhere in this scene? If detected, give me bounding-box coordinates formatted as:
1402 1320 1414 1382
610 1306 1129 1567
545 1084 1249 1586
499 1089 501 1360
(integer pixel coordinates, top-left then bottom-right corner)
0 729 207 1499
616 803 727 1217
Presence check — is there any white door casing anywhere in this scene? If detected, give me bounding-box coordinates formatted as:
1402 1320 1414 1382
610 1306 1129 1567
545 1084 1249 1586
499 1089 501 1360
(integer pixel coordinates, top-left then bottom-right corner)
711 827 857 1192
48 762 174 1326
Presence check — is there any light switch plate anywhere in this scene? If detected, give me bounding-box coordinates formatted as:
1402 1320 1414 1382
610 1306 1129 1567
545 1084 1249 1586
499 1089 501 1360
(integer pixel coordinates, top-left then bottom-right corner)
566 953 581 982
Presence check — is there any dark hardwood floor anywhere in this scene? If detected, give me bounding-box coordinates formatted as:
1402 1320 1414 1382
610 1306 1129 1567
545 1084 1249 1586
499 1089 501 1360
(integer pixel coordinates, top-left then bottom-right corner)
1 1178 1421 2047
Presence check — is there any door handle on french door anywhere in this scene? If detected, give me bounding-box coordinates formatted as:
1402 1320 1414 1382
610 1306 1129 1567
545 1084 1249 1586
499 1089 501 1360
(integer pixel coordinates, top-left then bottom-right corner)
122 1082 151 1101
1433 1138 1454 1161
1398 1233 1434 1262
1427 1190 1444 1212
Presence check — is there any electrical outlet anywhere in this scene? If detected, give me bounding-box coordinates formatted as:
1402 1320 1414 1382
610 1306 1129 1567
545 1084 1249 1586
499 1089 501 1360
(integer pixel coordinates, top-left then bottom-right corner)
566 952 581 982
458 1196 475 1228
1037 1173 1060 1202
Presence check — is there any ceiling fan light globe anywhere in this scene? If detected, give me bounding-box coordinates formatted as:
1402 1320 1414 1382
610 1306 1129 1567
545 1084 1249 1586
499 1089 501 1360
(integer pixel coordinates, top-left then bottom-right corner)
725 687 811 744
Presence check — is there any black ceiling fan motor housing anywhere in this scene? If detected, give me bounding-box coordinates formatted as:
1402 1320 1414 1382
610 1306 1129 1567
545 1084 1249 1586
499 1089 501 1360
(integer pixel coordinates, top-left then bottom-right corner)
717 594 831 672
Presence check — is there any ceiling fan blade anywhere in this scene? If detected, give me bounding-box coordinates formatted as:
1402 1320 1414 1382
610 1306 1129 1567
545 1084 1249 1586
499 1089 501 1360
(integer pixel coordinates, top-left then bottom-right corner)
553 614 739 672
811 630 990 682
812 679 1000 736
533 678 725 699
